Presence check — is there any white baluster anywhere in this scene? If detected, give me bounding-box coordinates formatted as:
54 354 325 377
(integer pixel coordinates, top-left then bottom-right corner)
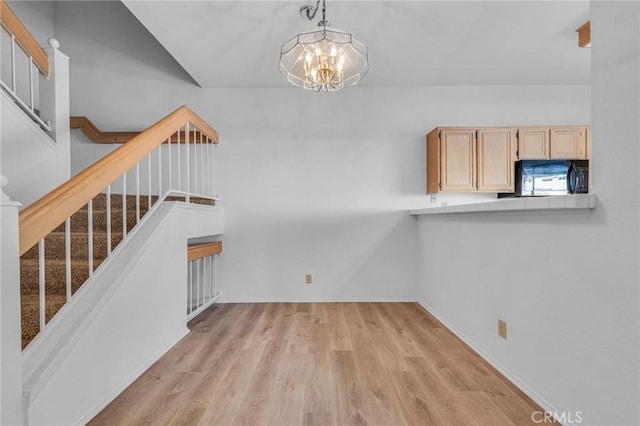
205 255 209 302
187 263 192 315
168 137 172 192
196 258 200 309
29 57 34 112
106 185 112 255
158 145 162 199
205 135 210 197
200 131 205 196
88 199 93 276
201 257 205 305
122 173 127 236
38 238 45 332
210 255 214 301
186 123 191 202
177 131 181 191
148 153 152 209
214 253 218 297
10 35 16 92
65 217 71 301
135 163 140 222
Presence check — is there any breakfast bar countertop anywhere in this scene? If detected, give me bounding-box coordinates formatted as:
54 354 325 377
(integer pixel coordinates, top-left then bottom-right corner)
410 194 597 216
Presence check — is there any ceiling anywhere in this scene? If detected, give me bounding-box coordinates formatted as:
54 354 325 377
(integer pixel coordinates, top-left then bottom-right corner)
123 0 591 88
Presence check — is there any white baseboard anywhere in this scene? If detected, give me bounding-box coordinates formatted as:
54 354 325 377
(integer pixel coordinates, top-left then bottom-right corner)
415 300 562 419
74 328 190 426
218 297 417 303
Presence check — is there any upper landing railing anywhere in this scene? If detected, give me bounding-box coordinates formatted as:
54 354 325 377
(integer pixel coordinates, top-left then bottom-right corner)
1 0 52 130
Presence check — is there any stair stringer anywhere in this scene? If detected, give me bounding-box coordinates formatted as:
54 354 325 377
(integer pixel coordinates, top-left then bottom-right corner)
23 202 223 426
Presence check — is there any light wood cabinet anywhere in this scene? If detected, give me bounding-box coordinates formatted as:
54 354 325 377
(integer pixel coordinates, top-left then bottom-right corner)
517 126 588 160
477 129 516 192
439 129 476 192
518 128 549 159
550 127 587 159
426 128 515 193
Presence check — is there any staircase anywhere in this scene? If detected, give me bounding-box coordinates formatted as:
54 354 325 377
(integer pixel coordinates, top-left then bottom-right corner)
19 193 214 349
1 102 221 424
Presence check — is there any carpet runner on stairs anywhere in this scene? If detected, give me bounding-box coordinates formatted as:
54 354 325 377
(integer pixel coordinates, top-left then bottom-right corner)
20 193 214 348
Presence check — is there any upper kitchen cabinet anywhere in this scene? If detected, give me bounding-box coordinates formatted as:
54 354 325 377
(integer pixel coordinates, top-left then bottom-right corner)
550 127 588 159
517 126 589 160
427 128 476 193
517 127 549 159
426 128 515 193
477 129 517 192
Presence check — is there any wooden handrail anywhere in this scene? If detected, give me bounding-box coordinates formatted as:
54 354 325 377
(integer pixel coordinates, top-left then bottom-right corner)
0 0 49 76
19 105 219 255
70 117 140 144
70 116 209 144
188 241 223 262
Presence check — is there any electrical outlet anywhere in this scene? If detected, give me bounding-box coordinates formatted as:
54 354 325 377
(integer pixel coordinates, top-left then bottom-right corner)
305 274 312 284
498 319 507 339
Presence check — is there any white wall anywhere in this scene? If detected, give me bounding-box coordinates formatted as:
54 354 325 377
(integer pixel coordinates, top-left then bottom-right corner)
55 1 590 304
416 2 639 425
1 92 57 208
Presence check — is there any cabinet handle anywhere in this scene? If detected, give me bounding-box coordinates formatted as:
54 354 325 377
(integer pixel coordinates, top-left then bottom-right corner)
439 182 442 190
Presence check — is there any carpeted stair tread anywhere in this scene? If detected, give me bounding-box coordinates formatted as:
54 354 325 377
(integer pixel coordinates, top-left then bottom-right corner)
53 208 143 233
20 258 104 295
21 294 67 349
22 231 125 260
88 193 159 210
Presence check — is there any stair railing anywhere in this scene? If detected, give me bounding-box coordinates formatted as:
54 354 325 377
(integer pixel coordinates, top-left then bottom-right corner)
187 241 223 320
19 105 219 344
0 0 51 131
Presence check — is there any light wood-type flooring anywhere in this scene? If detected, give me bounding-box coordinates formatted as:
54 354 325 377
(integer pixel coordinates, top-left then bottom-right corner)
90 302 550 425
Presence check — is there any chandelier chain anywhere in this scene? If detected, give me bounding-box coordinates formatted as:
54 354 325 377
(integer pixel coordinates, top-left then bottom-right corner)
300 0 328 25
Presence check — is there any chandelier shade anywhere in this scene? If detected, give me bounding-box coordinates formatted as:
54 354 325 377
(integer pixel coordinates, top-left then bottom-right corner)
279 1 368 92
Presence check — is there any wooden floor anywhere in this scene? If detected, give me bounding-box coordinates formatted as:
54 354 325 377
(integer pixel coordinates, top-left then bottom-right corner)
90 303 548 425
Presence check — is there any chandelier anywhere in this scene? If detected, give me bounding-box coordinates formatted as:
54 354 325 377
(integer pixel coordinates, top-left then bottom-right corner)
279 0 368 92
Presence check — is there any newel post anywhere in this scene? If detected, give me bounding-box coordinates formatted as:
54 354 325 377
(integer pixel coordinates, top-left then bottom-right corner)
0 175 25 425
42 38 71 184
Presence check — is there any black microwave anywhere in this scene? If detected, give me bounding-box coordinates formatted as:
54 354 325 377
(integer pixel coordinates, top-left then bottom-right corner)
513 160 589 196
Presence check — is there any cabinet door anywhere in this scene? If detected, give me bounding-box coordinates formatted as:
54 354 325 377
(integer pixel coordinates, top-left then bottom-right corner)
550 127 587 159
518 128 549 159
440 129 476 192
477 129 516 192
